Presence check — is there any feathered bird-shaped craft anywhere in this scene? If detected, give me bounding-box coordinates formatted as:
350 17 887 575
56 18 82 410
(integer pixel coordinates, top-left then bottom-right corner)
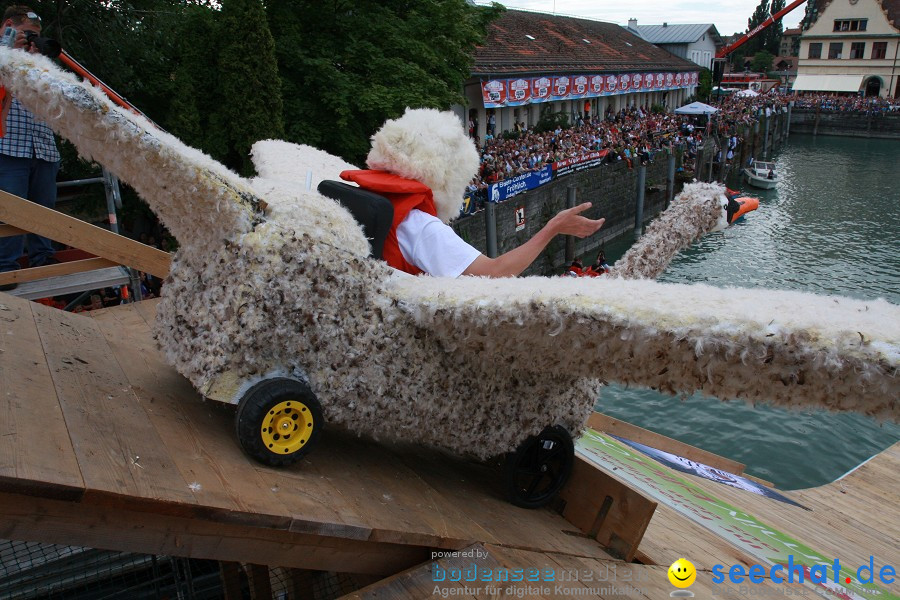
1 50 896 463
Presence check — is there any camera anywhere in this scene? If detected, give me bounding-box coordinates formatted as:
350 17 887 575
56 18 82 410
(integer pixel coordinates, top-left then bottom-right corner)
24 31 60 58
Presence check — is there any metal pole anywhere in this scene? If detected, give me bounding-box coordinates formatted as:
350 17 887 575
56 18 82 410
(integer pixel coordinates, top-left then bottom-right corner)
763 112 770 159
666 151 676 207
786 101 793 140
565 185 576 264
101 167 121 234
485 201 498 258
634 165 646 238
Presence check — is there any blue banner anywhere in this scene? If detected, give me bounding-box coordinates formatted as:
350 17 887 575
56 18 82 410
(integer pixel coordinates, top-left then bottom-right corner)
488 165 553 203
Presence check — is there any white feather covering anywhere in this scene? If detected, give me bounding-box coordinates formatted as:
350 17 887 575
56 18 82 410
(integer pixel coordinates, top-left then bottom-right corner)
611 182 729 279
366 108 479 224
1 50 895 463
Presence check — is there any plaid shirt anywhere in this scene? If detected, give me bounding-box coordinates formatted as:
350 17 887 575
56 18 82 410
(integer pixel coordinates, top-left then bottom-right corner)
0 99 60 162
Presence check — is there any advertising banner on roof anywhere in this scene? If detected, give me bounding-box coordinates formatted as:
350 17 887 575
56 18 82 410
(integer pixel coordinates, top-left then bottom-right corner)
506 78 532 106
531 76 551 103
570 75 589 97
481 80 507 107
605 74 617 93
480 71 697 108
551 75 571 99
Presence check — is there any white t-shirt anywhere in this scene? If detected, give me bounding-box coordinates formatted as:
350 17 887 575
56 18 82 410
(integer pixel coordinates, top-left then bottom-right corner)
396 209 481 277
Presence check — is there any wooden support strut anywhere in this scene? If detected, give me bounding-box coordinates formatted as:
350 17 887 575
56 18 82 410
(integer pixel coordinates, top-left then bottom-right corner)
0 189 170 282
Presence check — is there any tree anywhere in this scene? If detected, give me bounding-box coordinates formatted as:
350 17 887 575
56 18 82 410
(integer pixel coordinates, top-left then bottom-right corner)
697 68 712 101
209 0 284 175
739 0 785 63
751 50 775 73
266 0 503 165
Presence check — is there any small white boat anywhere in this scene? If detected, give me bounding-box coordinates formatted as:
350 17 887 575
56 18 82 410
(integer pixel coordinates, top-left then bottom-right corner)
743 160 779 189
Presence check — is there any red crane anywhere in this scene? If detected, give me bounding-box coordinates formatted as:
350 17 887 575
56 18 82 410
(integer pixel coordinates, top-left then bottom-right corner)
716 0 808 59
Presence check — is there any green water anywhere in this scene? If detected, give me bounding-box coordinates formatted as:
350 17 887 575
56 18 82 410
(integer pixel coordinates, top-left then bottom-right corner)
596 134 900 490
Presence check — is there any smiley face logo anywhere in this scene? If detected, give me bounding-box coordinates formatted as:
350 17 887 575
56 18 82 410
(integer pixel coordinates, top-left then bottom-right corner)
668 558 696 588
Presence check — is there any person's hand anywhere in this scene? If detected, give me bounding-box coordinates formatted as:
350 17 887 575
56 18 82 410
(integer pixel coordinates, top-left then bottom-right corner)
550 202 605 238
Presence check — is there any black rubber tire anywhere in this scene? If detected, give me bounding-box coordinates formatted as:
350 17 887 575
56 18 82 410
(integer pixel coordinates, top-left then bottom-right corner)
234 378 323 467
503 425 575 509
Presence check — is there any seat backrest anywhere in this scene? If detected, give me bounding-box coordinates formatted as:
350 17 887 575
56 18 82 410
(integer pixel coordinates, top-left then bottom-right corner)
317 181 393 260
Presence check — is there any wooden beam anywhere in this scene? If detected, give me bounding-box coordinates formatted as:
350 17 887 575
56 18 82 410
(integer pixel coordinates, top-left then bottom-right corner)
588 412 746 475
0 491 431 576
556 455 657 562
0 258 119 285
0 224 27 238
247 564 273 600
0 189 171 278
219 562 244 600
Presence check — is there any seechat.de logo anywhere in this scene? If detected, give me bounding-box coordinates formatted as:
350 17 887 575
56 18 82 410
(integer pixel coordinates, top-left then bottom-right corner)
668 558 697 597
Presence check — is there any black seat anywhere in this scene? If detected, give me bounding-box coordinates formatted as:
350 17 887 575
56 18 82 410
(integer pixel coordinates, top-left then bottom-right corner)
317 180 393 260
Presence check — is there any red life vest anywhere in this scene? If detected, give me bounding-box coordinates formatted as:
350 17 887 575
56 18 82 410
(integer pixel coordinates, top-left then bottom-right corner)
339 169 437 275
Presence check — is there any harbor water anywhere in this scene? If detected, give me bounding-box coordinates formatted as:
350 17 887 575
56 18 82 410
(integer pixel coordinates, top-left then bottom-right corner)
595 134 900 490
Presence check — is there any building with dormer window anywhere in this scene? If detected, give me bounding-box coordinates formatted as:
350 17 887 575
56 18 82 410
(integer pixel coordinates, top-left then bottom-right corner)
794 0 900 96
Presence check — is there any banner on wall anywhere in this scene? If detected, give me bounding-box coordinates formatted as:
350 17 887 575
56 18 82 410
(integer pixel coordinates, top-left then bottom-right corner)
552 149 609 177
481 71 698 108
488 165 553 203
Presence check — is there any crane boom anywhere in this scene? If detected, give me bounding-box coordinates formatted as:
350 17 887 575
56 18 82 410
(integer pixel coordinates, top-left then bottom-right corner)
716 0 808 59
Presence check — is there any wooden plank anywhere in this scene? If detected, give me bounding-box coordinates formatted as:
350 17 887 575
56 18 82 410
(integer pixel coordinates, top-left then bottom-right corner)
89 305 295 529
0 294 84 499
0 189 171 278
0 258 118 285
0 223 27 237
555 455 657 562
0 490 431 576
389 445 611 558
587 413 745 474
247 564 273 600
219 561 244 600
30 303 197 509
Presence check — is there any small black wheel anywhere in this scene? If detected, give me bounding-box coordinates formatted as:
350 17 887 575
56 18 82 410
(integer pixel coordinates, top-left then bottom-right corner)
503 425 574 509
235 378 323 467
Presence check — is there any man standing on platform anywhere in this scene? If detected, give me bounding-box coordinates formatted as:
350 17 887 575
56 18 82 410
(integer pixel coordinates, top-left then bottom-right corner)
0 5 60 291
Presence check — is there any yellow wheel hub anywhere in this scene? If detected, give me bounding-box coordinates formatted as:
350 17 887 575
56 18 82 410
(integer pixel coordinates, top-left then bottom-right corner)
260 400 314 455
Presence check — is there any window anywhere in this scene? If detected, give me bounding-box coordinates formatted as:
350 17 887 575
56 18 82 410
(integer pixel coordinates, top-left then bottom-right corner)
872 42 887 59
828 42 843 59
850 42 865 59
833 19 868 31
808 42 822 59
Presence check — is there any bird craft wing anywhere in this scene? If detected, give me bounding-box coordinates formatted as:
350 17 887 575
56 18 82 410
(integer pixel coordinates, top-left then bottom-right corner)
387 274 899 422
0 48 263 248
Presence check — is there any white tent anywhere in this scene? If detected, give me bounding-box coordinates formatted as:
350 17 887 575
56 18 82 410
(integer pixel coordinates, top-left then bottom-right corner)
674 101 718 115
736 89 759 97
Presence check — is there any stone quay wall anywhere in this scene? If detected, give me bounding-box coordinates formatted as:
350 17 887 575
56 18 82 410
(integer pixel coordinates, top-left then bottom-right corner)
788 109 900 139
453 110 791 276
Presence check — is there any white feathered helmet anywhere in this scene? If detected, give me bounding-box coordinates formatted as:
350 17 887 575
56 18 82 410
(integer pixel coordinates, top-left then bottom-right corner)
366 108 480 224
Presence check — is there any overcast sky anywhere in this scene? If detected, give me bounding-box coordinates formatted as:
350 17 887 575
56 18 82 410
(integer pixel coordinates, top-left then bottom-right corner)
476 0 804 37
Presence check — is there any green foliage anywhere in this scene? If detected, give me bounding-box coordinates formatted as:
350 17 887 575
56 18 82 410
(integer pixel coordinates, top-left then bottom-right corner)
741 0 785 59
533 109 570 134
266 0 503 164
751 50 775 73
210 0 284 175
650 103 666 114
697 68 712 102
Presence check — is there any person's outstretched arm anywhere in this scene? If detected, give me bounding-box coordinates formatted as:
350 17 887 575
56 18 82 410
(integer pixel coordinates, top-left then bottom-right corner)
462 202 605 278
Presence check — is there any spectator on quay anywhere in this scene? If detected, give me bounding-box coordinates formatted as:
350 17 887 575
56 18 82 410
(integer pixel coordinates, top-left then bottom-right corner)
0 5 60 291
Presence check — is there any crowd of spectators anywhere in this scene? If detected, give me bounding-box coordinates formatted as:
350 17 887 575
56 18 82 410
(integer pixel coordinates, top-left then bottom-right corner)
791 93 900 113
465 93 794 208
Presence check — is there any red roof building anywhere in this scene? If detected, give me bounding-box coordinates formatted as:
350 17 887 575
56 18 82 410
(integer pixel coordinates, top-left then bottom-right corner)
462 10 700 141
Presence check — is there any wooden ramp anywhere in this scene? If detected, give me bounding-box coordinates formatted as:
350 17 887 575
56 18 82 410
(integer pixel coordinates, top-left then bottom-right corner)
1 292 897 599
0 294 613 577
